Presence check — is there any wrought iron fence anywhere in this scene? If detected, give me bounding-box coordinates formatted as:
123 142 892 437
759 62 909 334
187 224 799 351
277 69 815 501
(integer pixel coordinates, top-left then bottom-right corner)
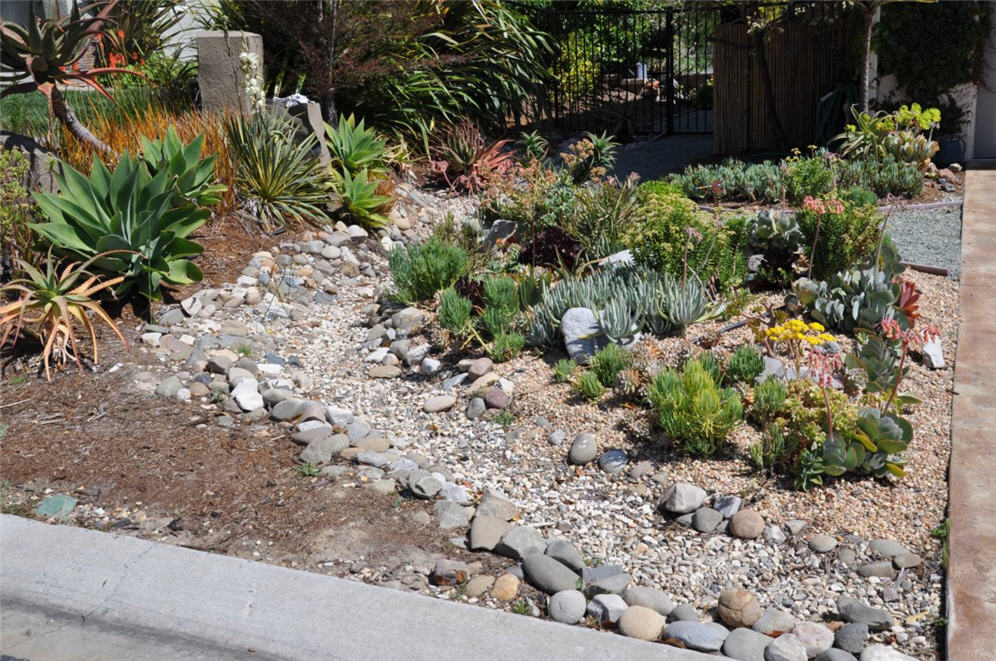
514 2 852 147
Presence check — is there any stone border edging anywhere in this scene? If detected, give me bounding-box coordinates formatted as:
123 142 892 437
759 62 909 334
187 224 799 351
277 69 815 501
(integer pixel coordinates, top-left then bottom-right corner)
0 514 715 661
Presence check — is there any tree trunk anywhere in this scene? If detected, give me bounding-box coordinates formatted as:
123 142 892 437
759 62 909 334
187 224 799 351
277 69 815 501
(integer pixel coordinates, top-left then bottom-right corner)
751 26 789 151
49 86 115 156
860 7 875 112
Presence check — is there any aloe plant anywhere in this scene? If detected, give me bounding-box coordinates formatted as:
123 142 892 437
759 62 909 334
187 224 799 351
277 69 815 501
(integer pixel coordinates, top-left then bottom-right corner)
140 127 227 208
0 1 143 154
0 249 127 380
31 154 209 303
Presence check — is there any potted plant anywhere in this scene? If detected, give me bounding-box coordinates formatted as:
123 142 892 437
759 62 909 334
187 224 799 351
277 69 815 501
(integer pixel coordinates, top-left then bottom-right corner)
931 96 967 168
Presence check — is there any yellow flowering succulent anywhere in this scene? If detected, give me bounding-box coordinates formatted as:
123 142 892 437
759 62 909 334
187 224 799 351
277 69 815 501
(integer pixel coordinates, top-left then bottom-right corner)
760 319 838 375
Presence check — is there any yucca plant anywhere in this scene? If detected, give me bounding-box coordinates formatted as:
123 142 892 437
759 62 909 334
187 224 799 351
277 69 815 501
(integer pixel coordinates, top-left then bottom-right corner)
140 127 227 208
0 250 127 380
226 110 330 231
325 114 389 176
31 154 210 303
0 0 143 154
332 168 392 229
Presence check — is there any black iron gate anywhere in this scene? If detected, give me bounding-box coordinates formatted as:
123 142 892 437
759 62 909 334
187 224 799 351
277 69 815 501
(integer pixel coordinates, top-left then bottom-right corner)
516 3 728 138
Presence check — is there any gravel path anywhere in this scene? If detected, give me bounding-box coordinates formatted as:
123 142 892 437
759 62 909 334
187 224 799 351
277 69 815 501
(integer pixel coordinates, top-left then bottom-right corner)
885 204 963 277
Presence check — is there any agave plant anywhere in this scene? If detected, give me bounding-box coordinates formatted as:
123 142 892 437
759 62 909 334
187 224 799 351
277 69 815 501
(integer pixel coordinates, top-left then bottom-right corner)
140 127 227 208
226 110 330 231
332 168 392 229
325 114 389 176
0 1 143 153
31 153 210 303
0 250 127 380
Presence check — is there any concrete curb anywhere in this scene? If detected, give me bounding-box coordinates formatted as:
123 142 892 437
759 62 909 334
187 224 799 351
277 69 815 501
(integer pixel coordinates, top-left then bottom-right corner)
946 169 996 658
0 515 716 661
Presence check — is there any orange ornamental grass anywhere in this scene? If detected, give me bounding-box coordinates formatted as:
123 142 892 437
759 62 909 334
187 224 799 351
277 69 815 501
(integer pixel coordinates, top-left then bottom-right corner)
58 104 236 215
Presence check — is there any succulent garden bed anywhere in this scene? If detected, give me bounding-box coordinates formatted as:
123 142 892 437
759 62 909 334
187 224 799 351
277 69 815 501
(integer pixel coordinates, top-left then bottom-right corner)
0 6 966 659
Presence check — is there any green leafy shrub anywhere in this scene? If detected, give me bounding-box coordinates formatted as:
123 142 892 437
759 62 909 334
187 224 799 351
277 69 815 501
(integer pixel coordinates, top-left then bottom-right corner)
590 343 630 388
649 357 743 458
838 185 877 207
226 109 329 231
0 149 37 279
726 346 764 384
140 127 227 208
32 154 209 302
573 370 606 403
569 177 640 259
637 180 685 199
795 201 880 280
786 154 834 201
750 378 787 424
627 191 746 292
553 358 576 383
388 238 466 303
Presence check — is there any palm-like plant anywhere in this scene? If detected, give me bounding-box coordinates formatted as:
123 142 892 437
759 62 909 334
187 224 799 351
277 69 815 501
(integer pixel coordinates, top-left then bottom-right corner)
0 1 143 153
0 250 127 380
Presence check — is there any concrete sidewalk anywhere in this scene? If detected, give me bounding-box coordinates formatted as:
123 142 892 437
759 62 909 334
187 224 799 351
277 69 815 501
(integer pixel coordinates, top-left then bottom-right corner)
946 169 996 658
0 515 714 661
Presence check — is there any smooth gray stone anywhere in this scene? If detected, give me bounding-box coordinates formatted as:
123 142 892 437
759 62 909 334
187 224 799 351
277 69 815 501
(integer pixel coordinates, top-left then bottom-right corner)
434 501 472 529
816 650 858 661
663 620 727 652
809 534 838 553
548 589 587 624
834 622 868 655
584 571 630 596
623 586 675 616
764 633 808 661
568 433 598 465
837 597 893 630
545 539 585 573
857 561 896 579
521 554 581 595
692 507 724 533
560 307 608 365
752 608 795 636
713 495 742 518
668 603 699 622
722 627 771 661
868 539 908 558
494 526 546 561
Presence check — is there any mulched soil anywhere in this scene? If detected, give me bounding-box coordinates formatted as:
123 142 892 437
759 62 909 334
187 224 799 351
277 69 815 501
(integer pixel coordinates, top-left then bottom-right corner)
0 212 494 576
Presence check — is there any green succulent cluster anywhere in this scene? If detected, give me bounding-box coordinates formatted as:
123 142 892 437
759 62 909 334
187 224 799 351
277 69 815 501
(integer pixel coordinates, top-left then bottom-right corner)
726 346 765 385
140 128 227 208
32 151 211 304
795 200 880 280
439 274 526 363
750 378 787 424
670 159 784 203
649 356 743 458
794 269 898 335
527 266 712 347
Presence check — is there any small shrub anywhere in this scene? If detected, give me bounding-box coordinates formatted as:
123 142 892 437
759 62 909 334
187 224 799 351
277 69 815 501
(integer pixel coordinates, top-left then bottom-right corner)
785 154 834 202
573 371 606 403
796 201 880 280
517 225 582 270
649 357 743 458
0 149 37 279
637 179 685 199
553 358 576 383
751 378 787 424
749 422 788 474
438 288 472 332
838 185 878 207
570 177 640 259
726 346 764 384
389 238 467 304
590 343 630 388
489 331 525 363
